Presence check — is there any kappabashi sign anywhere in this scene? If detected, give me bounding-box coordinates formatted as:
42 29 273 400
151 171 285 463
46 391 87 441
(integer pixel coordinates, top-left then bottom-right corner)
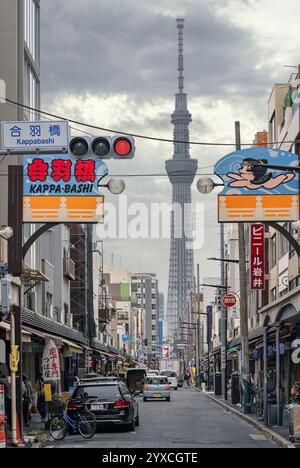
250 224 265 291
42 339 60 382
214 147 299 222
23 155 107 223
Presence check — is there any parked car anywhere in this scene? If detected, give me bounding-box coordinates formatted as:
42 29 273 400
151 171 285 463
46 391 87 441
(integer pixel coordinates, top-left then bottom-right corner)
126 368 147 394
160 370 178 390
69 381 139 431
143 376 171 402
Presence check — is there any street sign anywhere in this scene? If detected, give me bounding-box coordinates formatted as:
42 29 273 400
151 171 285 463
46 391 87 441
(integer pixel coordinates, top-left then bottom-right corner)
23 155 107 223
1 120 69 150
214 147 299 222
250 224 265 290
222 293 237 309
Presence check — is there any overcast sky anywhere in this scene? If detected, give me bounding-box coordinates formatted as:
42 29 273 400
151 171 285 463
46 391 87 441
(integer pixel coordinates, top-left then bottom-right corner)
41 0 299 298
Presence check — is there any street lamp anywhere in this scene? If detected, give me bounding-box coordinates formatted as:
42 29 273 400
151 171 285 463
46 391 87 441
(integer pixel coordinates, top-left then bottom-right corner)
207 257 241 264
0 226 13 240
196 177 223 194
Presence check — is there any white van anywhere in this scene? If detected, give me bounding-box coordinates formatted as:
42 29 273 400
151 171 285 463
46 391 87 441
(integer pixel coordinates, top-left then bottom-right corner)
160 369 178 390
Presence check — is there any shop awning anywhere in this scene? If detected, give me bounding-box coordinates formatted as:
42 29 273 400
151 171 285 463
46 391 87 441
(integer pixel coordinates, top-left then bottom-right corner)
0 321 32 343
62 338 84 354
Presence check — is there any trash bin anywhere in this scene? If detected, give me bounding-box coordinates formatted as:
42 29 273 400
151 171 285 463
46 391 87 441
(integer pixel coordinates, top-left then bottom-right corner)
267 403 283 426
214 372 222 396
287 404 300 443
231 373 240 405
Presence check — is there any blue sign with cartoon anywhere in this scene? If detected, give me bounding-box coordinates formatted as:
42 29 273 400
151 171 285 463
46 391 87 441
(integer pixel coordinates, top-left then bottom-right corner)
214 147 299 222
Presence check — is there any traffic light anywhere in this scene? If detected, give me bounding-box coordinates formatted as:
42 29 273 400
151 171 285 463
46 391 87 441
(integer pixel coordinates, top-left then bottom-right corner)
69 135 135 160
69 136 90 158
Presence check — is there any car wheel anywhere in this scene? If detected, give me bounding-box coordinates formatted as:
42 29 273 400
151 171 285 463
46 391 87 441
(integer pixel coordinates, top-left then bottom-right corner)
143 397 147 402
135 414 140 427
166 397 171 402
127 420 135 432
174 387 178 391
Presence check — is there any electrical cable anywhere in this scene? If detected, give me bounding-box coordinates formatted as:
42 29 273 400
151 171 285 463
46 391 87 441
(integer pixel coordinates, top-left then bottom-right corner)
1 96 299 147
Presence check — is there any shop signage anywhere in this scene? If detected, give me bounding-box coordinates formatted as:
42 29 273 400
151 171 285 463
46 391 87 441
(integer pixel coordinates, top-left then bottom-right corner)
9 345 19 373
292 339 300 365
23 155 107 223
42 339 60 382
214 147 299 222
250 224 265 290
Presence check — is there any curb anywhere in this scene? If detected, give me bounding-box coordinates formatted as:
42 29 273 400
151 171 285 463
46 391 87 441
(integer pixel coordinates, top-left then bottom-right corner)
201 391 296 449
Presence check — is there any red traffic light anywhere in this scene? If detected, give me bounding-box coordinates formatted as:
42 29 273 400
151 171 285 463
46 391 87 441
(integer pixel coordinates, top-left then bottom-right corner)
114 138 132 157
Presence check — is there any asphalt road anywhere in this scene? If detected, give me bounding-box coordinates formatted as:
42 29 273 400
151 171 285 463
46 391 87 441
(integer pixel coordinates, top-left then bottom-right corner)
48 388 279 448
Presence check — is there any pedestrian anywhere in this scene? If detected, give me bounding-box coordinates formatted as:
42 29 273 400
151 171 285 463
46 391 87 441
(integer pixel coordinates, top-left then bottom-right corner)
24 375 34 421
22 376 30 427
67 371 79 393
35 374 47 422
0 370 11 430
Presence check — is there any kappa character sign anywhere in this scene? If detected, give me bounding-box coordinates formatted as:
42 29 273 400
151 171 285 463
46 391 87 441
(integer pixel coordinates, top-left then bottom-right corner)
214 147 299 222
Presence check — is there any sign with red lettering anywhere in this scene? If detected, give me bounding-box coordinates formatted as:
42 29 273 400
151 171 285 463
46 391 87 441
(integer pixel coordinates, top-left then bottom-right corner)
221 293 237 309
23 155 107 223
42 339 61 382
250 224 265 290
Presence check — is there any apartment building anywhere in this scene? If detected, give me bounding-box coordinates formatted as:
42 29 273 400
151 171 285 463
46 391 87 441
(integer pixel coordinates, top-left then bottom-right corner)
131 273 159 363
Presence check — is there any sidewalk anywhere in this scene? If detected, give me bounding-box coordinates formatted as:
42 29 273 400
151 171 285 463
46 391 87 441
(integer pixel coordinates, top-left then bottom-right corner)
199 390 299 449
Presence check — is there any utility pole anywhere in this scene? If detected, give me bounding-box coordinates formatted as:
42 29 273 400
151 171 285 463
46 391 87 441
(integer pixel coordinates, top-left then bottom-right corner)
197 264 201 384
235 121 251 413
220 217 228 401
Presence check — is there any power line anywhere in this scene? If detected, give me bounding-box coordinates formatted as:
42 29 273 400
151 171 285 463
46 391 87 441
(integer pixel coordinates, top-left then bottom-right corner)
1 96 298 147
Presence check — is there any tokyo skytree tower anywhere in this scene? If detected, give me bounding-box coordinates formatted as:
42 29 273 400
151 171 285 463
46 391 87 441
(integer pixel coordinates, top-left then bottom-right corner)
166 19 197 341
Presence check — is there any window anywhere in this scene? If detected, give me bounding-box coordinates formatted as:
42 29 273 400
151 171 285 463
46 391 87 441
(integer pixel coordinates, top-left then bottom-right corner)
24 57 39 120
270 235 277 269
151 304 156 310
152 325 156 330
271 287 277 302
24 0 39 63
45 292 53 318
64 304 69 325
279 224 290 258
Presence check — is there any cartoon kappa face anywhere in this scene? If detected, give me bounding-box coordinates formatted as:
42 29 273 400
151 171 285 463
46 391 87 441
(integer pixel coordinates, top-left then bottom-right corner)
227 158 295 190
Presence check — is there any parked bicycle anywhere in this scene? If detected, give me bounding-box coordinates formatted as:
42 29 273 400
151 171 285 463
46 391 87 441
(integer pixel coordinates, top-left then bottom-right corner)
250 385 264 421
49 400 96 441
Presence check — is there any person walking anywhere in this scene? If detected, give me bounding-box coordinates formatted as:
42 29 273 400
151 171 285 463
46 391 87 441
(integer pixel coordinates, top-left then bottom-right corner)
22 376 30 427
23 375 34 424
35 375 46 422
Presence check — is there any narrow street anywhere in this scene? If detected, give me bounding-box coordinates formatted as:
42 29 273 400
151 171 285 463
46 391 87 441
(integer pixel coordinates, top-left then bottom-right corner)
48 389 278 449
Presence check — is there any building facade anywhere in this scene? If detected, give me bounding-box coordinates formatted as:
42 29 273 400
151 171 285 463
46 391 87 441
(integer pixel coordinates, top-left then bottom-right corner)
131 273 159 363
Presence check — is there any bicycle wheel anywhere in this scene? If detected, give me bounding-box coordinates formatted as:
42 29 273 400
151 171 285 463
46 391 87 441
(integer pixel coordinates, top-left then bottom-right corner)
49 415 68 441
78 411 96 439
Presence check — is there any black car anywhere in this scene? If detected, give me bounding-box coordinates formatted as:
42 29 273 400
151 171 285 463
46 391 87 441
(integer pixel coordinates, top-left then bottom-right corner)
68 381 139 431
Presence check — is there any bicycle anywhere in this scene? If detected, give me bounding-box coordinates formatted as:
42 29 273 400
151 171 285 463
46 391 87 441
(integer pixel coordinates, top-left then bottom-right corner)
49 400 96 441
250 385 264 421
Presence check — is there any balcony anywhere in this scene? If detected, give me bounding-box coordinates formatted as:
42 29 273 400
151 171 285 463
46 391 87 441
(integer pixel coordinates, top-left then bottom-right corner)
99 308 110 323
63 256 76 281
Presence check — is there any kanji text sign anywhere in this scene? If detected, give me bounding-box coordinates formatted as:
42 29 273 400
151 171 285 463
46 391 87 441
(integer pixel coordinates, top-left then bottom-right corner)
1 120 69 150
250 224 265 290
42 339 60 382
23 155 107 223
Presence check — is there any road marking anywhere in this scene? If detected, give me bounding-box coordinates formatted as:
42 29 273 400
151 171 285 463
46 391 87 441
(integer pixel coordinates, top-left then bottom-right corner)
249 434 267 441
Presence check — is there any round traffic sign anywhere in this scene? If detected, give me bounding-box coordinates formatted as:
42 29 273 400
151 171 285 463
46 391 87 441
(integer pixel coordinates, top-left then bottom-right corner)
222 293 237 309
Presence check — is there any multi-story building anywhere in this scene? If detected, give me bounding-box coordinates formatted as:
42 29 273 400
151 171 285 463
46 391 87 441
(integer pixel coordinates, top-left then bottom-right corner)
131 273 159 363
220 68 300 415
157 293 165 357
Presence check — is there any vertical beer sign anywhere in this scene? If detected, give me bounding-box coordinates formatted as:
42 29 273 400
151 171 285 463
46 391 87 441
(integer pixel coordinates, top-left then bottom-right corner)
250 224 265 290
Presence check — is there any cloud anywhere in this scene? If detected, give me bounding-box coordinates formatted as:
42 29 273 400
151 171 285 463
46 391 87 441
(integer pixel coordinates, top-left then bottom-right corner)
41 0 270 100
